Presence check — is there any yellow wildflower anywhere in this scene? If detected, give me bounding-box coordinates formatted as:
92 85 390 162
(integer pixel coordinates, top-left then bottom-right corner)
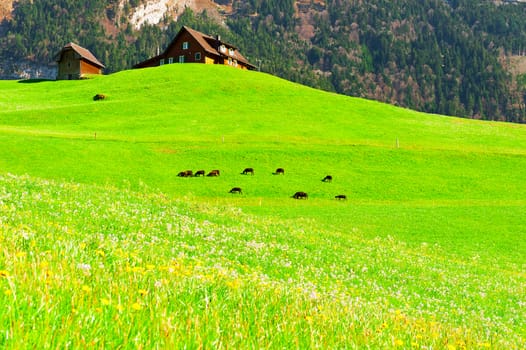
0 270 9 278
131 302 142 311
101 298 111 306
81 285 92 293
394 339 404 347
139 289 149 297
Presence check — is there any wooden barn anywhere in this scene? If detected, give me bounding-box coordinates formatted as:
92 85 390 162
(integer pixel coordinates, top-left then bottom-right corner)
134 26 256 70
55 43 105 80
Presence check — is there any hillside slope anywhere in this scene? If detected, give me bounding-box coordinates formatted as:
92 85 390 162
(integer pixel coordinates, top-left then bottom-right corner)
0 65 525 347
1 64 526 254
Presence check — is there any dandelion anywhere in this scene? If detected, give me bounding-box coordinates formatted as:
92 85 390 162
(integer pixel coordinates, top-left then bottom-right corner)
131 302 142 311
81 285 92 293
139 289 149 297
101 298 111 306
0 270 8 278
394 339 404 347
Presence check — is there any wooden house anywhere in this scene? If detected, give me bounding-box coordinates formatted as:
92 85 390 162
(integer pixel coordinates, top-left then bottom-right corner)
55 43 105 80
134 26 256 70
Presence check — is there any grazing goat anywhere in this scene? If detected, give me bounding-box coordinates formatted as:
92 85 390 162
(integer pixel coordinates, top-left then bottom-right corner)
322 175 333 183
242 168 254 175
177 170 193 177
229 187 243 194
194 170 205 177
207 170 220 177
274 168 285 175
292 191 308 199
335 194 347 200
93 94 106 101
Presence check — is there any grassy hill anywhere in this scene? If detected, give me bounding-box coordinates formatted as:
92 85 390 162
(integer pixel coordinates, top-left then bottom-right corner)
1 64 525 348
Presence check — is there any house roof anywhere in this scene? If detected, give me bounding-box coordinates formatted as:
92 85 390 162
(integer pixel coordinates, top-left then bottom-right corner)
56 42 105 69
177 26 255 68
134 26 256 69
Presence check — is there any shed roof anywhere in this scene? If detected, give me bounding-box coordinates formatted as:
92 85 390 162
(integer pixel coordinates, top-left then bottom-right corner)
56 42 105 69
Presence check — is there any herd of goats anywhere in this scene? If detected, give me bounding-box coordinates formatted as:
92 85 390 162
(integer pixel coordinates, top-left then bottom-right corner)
177 167 347 200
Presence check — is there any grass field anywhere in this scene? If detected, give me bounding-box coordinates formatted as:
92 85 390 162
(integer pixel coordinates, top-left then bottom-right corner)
0 64 525 348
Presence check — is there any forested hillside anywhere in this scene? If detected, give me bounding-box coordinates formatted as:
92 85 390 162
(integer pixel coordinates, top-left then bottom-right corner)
0 0 525 122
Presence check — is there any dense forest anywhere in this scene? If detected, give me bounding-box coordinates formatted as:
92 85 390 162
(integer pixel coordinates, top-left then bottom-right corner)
0 0 525 122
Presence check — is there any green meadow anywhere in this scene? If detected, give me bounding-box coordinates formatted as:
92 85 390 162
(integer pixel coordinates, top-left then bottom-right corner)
0 64 525 348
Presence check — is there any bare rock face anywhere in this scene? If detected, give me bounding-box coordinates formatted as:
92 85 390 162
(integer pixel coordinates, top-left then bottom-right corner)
127 0 226 30
0 0 15 21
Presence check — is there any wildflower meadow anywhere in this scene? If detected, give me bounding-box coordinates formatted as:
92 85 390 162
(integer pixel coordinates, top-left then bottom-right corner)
0 65 525 348
0 174 524 348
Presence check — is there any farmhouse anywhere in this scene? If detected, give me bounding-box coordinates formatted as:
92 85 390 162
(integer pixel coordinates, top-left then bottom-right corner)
55 43 105 80
134 26 256 70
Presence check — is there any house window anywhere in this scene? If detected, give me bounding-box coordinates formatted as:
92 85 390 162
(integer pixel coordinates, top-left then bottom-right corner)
228 57 232 65
179 55 185 63
195 52 201 61
168 57 174 64
228 48 235 56
182 42 189 50
160 58 165 65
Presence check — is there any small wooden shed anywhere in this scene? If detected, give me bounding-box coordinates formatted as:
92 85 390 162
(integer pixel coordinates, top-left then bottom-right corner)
55 43 105 80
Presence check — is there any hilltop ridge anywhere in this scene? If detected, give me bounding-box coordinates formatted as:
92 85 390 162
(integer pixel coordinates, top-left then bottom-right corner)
1 0 525 122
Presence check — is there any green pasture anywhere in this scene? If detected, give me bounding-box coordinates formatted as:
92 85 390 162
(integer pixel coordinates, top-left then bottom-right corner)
0 64 525 348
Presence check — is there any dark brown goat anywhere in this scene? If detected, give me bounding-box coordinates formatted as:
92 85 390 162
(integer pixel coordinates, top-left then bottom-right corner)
207 170 220 177
177 170 193 177
322 175 333 183
242 168 254 175
292 191 308 199
335 194 347 200
194 170 205 177
274 168 285 175
229 187 243 194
